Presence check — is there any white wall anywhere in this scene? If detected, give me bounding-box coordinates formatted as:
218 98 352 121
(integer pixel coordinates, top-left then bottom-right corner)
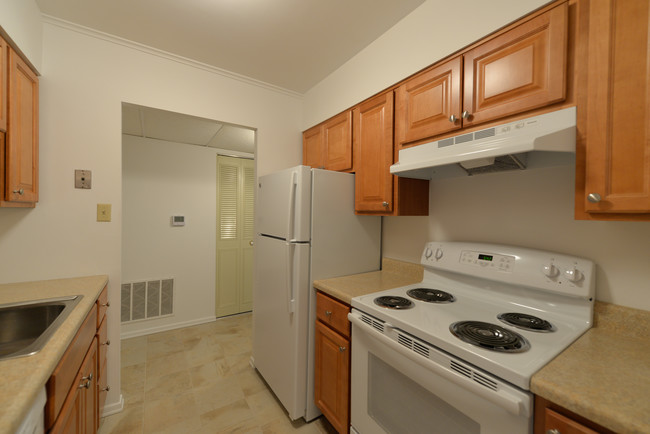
303 0 650 312
0 0 43 71
0 19 302 413
122 135 237 337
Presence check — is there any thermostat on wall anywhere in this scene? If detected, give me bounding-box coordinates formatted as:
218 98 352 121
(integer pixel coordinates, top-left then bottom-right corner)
171 216 185 226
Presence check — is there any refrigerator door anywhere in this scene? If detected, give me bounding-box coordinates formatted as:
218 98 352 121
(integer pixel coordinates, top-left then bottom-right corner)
253 234 311 420
257 165 311 242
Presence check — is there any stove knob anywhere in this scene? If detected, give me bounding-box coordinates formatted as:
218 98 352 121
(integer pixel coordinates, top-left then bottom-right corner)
424 247 433 259
564 266 583 282
434 248 443 260
542 263 559 278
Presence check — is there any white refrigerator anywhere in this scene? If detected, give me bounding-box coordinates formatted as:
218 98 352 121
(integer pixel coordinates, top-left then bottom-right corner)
252 166 381 421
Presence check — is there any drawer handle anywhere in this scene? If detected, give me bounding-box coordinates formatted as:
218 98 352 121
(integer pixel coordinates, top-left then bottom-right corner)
339 346 347 352
101 385 111 392
102 339 111 346
546 430 561 434
325 310 332 317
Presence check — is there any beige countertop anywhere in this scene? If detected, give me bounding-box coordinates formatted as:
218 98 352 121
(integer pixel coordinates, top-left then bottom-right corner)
0 275 108 434
531 302 650 433
314 259 649 433
313 257 423 305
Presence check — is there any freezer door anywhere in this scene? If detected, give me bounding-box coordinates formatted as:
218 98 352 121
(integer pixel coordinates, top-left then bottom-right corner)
252 235 311 420
257 165 311 242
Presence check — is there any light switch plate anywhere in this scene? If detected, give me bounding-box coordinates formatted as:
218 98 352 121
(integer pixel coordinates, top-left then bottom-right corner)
75 170 92 189
97 204 111 222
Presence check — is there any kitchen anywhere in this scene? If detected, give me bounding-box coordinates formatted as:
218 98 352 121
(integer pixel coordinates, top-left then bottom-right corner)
1 0 649 433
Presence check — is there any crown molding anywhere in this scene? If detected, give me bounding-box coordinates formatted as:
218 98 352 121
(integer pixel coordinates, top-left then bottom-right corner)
41 14 303 99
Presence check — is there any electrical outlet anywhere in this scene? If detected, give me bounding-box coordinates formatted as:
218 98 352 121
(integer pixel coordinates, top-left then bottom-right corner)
97 204 112 222
75 170 92 189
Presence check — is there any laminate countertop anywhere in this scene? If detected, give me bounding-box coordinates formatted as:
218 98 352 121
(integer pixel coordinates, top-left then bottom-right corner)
314 260 649 434
0 275 108 434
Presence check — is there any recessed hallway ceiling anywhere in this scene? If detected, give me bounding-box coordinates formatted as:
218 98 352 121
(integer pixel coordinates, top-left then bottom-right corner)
36 0 426 93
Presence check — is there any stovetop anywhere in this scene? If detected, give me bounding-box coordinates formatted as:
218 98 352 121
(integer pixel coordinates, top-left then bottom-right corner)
350 242 596 390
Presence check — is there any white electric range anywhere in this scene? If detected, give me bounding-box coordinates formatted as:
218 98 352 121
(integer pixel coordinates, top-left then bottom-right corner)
348 241 595 434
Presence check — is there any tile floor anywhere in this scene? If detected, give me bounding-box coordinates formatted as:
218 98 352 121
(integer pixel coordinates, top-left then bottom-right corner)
98 312 337 434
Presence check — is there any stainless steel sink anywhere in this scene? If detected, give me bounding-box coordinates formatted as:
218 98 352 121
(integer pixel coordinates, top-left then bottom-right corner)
0 295 82 361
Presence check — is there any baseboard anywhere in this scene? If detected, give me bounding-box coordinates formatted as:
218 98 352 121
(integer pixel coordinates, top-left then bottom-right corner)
102 395 124 417
120 316 216 339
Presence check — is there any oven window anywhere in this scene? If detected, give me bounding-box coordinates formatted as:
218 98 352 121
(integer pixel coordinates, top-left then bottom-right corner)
368 354 480 434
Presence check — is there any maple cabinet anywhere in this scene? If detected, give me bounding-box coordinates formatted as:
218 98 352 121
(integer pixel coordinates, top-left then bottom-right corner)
575 0 650 220
315 291 351 434
0 36 39 208
354 92 429 215
396 2 568 148
302 110 353 172
46 285 110 434
534 396 615 434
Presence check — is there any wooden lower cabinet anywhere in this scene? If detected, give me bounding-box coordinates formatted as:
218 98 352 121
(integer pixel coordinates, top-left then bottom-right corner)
575 0 650 219
46 285 109 434
534 396 615 434
315 292 351 434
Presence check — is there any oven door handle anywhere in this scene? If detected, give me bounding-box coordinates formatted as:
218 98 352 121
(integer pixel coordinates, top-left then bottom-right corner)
348 312 531 418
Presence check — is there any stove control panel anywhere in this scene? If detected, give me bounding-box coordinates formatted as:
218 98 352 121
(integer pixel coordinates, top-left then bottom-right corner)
421 241 596 299
460 250 515 272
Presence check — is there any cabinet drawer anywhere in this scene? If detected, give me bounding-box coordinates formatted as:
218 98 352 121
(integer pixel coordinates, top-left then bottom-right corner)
545 408 598 434
96 285 108 328
316 291 350 338
45 306 97 430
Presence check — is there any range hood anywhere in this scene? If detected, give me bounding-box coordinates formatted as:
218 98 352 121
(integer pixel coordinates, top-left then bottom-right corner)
390 107 576 179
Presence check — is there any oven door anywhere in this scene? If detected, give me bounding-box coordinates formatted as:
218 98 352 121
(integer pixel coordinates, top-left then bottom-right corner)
349 310 532 434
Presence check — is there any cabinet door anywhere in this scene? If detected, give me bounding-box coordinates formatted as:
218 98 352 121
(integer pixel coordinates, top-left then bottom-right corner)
395 56 462 146
302 124 323 168
580 0 650 215
463 3 568 127
323 111 353 171
0 36 7 132
315 320 350 434
6 48 38 203
354 92 394 213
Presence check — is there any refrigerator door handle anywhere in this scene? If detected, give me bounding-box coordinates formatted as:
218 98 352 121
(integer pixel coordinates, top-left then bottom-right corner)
285 242 295 313
286 171 297 242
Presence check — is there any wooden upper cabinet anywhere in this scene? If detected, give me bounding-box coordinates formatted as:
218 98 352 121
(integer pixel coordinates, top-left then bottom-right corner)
354 92 395 213
577 0 650 218
5 47 38 204
323 111 353 171
0 37 7 133
303 124 323 169
463 3 568 127
395 57 462 146
302 111 353 172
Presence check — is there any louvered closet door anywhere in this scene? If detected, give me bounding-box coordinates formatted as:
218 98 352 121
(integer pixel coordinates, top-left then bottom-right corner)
216 155 255 317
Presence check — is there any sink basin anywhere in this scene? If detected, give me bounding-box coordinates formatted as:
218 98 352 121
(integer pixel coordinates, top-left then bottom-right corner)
0 295 82 361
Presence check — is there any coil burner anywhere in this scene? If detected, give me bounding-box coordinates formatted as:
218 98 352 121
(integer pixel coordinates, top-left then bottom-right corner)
450 321 530 353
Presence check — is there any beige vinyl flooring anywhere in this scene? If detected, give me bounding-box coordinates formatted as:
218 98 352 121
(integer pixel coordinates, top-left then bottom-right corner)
98 312 337 434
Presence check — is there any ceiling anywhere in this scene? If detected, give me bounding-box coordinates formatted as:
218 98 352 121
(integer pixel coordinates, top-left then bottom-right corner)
36 0 426 93
122 103 255 155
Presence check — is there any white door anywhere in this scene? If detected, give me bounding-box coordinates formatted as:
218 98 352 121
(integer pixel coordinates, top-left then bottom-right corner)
216 155 255 318
253 235 311 420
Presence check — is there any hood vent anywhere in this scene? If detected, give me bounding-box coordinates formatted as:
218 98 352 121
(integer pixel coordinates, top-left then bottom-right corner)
390 107 576 179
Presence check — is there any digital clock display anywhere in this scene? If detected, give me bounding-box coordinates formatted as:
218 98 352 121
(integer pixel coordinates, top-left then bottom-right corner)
478 254 493 261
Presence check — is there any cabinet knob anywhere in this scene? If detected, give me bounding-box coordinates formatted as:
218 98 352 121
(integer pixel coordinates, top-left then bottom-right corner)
101 301 110 307
462 110 471 119
12 188 24 195
325 310 332 317
339 346 347 352
101 386 111 392
382 201 389 207
587 193 601 203
249 240 254 246
78 380 91 389
81 373 93 381
449 114 458 123
546 430 561 434
102 339 111 346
